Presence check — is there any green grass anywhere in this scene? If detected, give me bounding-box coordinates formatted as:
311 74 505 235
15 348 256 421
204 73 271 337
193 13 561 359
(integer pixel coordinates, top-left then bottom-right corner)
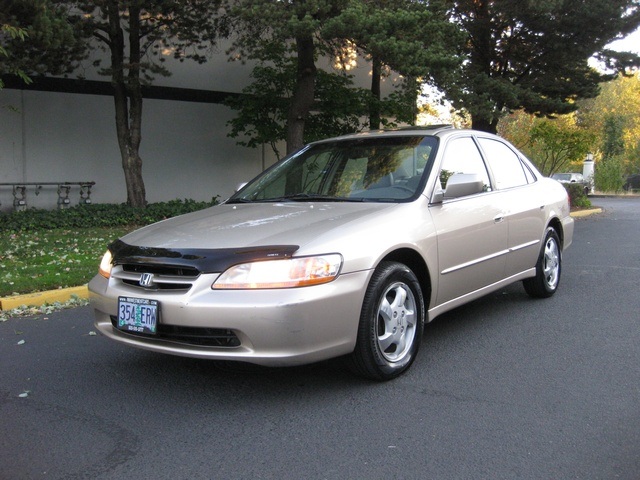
0 227 130 297
0 200 218 300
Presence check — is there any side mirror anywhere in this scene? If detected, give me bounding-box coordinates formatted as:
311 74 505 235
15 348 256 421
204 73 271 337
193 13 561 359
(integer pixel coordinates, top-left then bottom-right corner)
432 173 485 203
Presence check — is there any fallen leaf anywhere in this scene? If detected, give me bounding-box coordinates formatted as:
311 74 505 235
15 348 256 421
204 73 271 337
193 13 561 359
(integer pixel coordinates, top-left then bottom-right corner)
17 339 25 345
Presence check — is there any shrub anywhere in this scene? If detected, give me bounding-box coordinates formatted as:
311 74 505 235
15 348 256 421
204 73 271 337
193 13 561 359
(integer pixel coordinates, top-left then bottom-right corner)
0 198 219 232
594 157 625 193
564 183 591 209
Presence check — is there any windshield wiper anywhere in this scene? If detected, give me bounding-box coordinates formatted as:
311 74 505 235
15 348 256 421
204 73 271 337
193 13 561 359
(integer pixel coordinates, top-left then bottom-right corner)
264 193 366 202
228 194 367 203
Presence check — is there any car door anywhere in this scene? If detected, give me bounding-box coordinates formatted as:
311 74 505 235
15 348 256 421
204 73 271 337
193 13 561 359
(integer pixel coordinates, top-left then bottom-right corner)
430 136 508 306
477 137 546 277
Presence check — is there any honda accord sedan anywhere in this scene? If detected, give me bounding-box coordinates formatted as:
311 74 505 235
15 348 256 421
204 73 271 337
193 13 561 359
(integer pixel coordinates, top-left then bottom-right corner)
89 126 574 380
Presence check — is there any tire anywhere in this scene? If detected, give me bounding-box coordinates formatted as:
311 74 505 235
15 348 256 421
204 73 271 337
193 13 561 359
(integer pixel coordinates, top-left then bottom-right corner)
523 227 561 298
348 261 425 381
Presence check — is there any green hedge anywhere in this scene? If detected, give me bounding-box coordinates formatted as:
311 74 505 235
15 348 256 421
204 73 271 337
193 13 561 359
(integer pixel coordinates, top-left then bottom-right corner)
563 183 591 209
0 198 219 231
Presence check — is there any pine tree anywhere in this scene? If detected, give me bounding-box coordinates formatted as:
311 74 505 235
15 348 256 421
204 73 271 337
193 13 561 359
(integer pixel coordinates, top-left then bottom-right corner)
441 0 640 133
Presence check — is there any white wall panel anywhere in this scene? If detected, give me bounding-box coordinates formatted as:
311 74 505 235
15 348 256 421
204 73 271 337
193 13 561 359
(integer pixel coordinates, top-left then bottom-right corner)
0 44 400 212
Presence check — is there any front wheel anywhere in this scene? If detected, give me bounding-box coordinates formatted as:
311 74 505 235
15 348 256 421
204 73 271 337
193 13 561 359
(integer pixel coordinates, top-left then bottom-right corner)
523 227 561 298
348 262 425 381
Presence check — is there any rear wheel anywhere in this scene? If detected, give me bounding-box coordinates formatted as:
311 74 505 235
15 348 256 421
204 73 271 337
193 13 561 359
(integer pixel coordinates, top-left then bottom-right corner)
523 227 561 298
348 261 425 381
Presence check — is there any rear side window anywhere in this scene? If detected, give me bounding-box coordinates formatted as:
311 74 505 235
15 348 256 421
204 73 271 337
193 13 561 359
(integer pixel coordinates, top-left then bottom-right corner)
478 138 529 189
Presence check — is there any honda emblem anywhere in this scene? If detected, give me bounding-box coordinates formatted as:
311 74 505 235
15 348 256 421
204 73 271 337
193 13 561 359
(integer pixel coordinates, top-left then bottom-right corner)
139 273 154 287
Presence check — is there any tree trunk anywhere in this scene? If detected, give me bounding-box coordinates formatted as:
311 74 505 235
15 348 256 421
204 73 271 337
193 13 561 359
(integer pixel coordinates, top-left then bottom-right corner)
105 1 147 208
467 0 500 135
370 56 382 130
285 34 317 154
471 115 499 134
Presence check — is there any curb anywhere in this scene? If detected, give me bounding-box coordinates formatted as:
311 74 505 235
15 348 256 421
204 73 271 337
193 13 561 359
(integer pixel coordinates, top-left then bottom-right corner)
570 207 603 218
0 285 89 311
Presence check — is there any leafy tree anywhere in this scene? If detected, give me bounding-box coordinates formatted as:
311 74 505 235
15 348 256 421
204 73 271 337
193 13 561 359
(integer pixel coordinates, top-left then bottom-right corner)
4 1 225 208
1 0 87 80
226 0 354 155
577 72 640 174
602 114 626 160
0 23 31 89
528 117 595 176
322 0 462 129
226 0 462 154
226 61 370 159
496 108 536 150
441 0 640 133
593 114 628 192
499 110 595 176
594 156 626 192
31 1 225 208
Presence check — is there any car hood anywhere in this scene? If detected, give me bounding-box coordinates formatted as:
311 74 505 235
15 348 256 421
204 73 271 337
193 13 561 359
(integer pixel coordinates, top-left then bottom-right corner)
121 202 397 251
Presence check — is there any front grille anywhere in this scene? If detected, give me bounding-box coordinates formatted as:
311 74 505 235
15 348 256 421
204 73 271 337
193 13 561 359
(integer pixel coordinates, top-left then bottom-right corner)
112 263 200 292
110 317 241 347
120 278 191 291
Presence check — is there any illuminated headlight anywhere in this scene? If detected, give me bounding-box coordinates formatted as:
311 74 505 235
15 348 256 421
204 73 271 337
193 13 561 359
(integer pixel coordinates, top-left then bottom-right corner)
98 250 113 278
212 254 343 289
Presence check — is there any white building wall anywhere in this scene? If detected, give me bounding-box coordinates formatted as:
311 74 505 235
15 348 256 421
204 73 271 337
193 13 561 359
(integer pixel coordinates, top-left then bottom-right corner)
0 44 397 212
0 88 276 211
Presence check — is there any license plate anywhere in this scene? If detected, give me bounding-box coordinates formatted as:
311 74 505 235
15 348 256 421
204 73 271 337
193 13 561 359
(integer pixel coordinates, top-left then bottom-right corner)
117 297 158 335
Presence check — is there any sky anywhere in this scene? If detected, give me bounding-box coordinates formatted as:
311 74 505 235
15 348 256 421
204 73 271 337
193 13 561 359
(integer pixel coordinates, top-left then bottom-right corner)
607 28 640 54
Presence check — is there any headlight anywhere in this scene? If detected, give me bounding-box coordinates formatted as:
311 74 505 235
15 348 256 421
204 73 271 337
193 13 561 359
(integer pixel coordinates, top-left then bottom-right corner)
212 254 342 289
98 250 113 278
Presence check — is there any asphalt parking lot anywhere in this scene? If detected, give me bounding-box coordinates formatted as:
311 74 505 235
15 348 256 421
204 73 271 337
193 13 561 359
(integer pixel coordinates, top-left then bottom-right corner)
1 196 639 479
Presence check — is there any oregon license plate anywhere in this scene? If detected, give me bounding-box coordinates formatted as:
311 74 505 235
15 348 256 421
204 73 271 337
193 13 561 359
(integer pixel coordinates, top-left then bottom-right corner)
117 297 158 335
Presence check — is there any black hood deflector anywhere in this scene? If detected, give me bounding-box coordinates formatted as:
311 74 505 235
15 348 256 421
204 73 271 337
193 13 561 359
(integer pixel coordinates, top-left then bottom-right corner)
109 240 300 273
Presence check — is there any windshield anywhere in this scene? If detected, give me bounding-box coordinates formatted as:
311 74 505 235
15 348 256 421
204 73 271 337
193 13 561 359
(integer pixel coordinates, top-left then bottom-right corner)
229 136 438 203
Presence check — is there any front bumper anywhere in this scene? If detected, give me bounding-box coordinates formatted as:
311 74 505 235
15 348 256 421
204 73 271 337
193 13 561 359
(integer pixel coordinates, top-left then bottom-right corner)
88 269 371 366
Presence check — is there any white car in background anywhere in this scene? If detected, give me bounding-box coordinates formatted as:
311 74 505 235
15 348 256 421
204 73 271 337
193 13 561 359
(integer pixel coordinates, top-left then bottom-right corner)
551 172 591 195
89 126 574 380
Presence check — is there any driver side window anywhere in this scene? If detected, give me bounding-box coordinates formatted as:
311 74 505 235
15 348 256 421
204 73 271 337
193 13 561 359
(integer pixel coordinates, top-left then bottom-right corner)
440 137 491 193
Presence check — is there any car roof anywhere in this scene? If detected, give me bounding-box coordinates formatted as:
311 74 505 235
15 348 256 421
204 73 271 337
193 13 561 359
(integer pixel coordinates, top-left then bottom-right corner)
310 125 461 144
